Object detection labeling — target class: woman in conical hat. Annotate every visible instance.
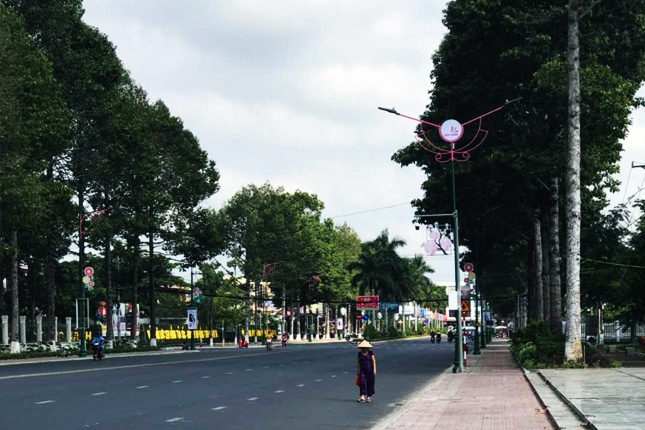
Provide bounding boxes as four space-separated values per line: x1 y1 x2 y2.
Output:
356 340 377 403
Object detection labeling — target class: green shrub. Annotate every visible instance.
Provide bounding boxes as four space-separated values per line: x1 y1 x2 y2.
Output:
387 325 400 339
364 323 379 341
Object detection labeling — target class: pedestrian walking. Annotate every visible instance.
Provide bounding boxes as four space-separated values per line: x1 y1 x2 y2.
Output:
356 340 377 403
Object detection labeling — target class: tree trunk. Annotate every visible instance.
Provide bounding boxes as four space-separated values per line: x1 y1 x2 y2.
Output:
46 256 57 341
541 210 551 324
10 230 20 353
549 177 562 334
565 0 583 363
533 211 543 320
130 243 140 343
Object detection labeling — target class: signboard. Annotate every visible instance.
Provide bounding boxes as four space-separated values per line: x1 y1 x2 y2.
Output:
356 295 379 310
461 300 471 313
187 308 197 330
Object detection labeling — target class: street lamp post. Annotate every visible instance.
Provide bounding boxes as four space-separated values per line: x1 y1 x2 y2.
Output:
78 208 107 357
190 268 195 350
379 99 517 373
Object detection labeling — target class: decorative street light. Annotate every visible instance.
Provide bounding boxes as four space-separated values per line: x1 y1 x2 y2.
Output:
379 99 518 373
78 208 107 357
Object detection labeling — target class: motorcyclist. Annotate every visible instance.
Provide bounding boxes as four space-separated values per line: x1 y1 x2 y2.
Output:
266 336 273 350
281 332 289 347
91 334 105 357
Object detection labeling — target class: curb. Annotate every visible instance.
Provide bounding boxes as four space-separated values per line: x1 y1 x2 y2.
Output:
536 370 597 430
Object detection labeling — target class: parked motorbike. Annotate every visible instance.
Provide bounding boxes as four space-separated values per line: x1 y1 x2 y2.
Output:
92 342 104 361
238 338 249 348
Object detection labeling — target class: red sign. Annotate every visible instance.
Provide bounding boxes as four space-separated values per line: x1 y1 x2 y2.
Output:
356 295 379 310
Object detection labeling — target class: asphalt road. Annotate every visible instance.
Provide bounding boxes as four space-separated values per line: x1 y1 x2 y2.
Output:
0 337 455 430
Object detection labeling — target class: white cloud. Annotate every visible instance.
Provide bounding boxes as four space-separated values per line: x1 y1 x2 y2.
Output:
82 0 645 264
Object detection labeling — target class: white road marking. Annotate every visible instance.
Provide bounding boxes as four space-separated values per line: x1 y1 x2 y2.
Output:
212 406 227 411
165 417 184 423
245 368 253 372
91 392 106 396
331 375 337 378
171 380 182 383
263 366 269 368
35 400 54 404
274 390 284 393
247 397 259 401
201 376 210 379
0 351 269 381
225 372 233 375
314 379 322 382
297 384 305 387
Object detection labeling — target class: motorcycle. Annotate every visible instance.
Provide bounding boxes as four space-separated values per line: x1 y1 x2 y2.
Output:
238 338 249 348
436 333 442 343
281 337 288 347
92 342 104 361
430 333 436 344
447 331 455 343
266 338 273 351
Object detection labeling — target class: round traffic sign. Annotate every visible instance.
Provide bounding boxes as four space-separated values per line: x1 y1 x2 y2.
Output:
362 314 370 321
464 263 474 272
84 266 94 277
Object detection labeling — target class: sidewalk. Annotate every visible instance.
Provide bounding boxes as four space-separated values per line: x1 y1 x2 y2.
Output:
374 340 574 430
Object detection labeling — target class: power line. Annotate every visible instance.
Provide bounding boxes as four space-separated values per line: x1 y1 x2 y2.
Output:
330 201 412 219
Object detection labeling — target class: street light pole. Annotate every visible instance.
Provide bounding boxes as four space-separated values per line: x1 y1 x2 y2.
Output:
379 100 517 372
78 208 107 357
190 268 195 350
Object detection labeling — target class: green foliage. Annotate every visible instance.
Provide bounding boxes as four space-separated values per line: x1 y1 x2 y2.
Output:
386 325 400 339
363 323 379 341
511 321 565 368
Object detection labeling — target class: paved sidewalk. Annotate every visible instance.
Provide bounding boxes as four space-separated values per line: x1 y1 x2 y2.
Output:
373 341 558 430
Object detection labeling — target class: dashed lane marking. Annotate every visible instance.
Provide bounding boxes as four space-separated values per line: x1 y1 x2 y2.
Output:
91 392 106 396
136 386 149 389
35 400 54 404
274 390 284 393
201 376 210 379
212 406 227 411
165 417 184 423
0 351 271 380
297 384 305 387
247 397 258 401
171 380 182 383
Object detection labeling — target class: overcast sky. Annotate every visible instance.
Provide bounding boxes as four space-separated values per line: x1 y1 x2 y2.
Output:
81 1 645 280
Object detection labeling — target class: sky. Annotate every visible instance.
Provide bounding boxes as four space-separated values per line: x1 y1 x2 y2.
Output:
81 1 645 283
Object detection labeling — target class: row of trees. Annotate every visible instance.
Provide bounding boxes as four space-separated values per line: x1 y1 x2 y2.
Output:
392 1 645 360
0 2 446 351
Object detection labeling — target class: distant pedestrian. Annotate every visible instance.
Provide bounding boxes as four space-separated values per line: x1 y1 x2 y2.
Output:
356 340 377 403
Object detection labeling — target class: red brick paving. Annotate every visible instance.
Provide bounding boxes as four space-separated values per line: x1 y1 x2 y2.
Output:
376 341 553 430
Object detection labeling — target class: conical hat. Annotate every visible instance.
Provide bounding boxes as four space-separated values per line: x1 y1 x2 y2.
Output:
357 340 373 348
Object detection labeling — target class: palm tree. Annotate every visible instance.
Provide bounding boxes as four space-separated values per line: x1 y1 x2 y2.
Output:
349 230 407 302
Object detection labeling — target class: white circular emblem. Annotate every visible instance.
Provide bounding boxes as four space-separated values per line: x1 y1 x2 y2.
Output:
439 119 463 142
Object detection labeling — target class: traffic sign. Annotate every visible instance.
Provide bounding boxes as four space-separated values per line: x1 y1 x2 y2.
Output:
356 295 379 310
362 314 370 321
464 262 474 272
461 300 471 313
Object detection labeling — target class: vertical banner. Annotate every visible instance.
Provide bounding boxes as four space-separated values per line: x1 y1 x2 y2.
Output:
187 308 198 330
